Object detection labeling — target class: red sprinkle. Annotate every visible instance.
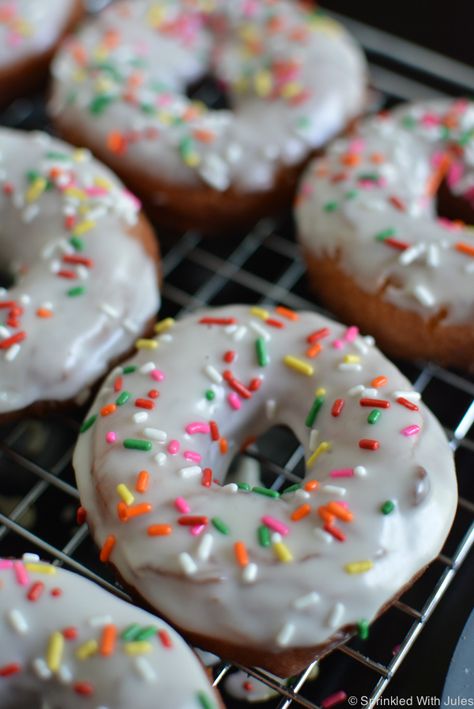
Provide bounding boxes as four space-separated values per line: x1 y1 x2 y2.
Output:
148 389 159 399
199 317 236 325
63 626 79 641
324 524 346 542
201 468 213 488
389 195 406 211
384 237 409 251
331 399 345 417
360 398 391 408
266 318 284 328
209 421 220 441
135 398 155 410
0 332 26 350
307 327 330 343
223 350 236 363
224 371 252 399
57 269 77 279
27 582 44 602
113 376 123 393
178 516 209 526
0 663 21 677
76 506 87 525
74 682 94 696
63 255 94 268
50 588 62 597
359 439 380 451
396 396 419 412
158 629 173 648
248 377 262 391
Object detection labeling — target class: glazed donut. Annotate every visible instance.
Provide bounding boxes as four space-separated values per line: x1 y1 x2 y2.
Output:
73 304 457 676
295 99 474 370
0 554 220 708
49 0 367 234
0 128 160 418
0 0 83 109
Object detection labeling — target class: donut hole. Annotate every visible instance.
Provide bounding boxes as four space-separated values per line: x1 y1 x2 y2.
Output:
0 266 15 290
436 178 474 226
187 74 231 112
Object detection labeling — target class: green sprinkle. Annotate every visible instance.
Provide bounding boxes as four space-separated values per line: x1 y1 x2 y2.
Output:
140 103 156 115
26 170 42 183
345 189 358 200
305 394 325 427
46 151 69 161
80 414 97 433
121 623 141 642
67 286 85 298
282 483 301 495
123 365 137 374
236 482 251 491
116 391 131 406
93 61 122 81
297 116 311 130
135 625 158 641
69 236 84 252
459 128 474 146
439 126 450 141
89 94 114 115
252 486 280 499
323 201 338 212
402 115 416 129
374 227 396 242
381 500 395 515
357 619 370 640
258 524 271 547
358 172 380 182
205 389 215 401
179 136 194 157
123 439 152 451
256 337 269 367
368 409 381 424
197 691 216 709
211 517 230 535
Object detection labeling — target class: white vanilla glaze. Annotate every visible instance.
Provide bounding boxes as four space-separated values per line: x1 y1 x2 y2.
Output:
0 554 219 708
296 99 474 325
49 0 367 193
0 0 77 67
73 305 457 658
0 128 160 415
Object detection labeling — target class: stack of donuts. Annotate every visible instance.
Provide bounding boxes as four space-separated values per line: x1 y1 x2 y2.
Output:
0 0 466 705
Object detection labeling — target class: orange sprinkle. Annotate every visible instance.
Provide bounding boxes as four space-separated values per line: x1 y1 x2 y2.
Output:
147 524 173 537
100 403 116 417
182 106 200 122
425 152 452 197
341 152 361 167
370 152 385 164
99 535 116 562
135 470 150 494
306 343 322 359
36 307 53 318
455 242 474 258
327 501 353 523
240 435 257 452
219 437 228 455
103 29 121 49
291 503 311 521
49 166 63 180
234 541 249 567
276 306 299 321
100 624 117 657
304 479 320 492
193 129 215 143
371 375 388 388
317 507 335 524
125 503 152 520
72 43 87 66
106 131 127 155
127 72 144 88
117 501 128 522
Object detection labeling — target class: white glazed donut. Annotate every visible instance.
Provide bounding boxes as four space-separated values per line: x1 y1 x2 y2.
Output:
49 0 367 233
296 99 474 369
0 128 160 418
73 304 457 676
0 555 220 708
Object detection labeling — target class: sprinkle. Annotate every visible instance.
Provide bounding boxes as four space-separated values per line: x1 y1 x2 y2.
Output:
88 615 112 628
116 391 130 406
13 561 28 586
250 307 269 320
327 502 353 522
357 619 370 640
121 624 141 642
116 483 134 506
197 533 213 562
309 429 319 451
0 663 21 677
307 441 331 468
266 399 276 419
67 286 85 297
79 414 97 433
100 625 117 657
154 452 167 466
276 306 298 320
135 398 155 410
276 622 295 647
123 642 153 656
147 524 172 536
123 439 152 451
324 524 346 542
396 397 419 412
135 470 150 493
199 317 236 326
322 691 348 709
7 609 28 634
255 337 269 366
402 424 420 437
368 410 381 424
27 581 45 602
211 517 230 535
179 552 197 575
392 390 421 401
331 398 345 417
283 355 313 376
209 421 220 441
100 403 116 417
413 285 435 307
242 562 258 583
330 468 354 479
32 658 52 680
168 440 180 454
175 497 190 514
305 394 325 427
228 392 241 410
344 560 374 574
179 465 202 479
136 338 158 350
338 362 362 372
372 375 388 388
348 384 365 397
24 563 55 575
178 516 208 527
359 439 380 451
258 525 271 547
197 691 217 709
291 504 311 521
455 242 474 258
47 631 64 672
99 535 116 562
249 320 271 341
293 591 320 609
154 317 174 334
253 486 280 499
327 602 345 628
304 480 320 492
158 629 173 648
273 540 293 563
381 500 395 515
262 515 289 536
234 541 249 567
354 465 367 477
201 468 212 487
134 656 157 683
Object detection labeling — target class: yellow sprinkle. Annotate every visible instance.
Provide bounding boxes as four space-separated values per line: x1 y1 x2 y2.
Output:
24 563 56 575
72 68 87 83
73 149 89 163
46 631 64 672
344 560 374 575
234 76 249 93
94 176 112 189
117 483 135 506
123 642 153 656
76 639 98 660
310 16 343 36
158 112 173 126
315 387 326 397
307 441 331 468
182 152 201 168
154 318 175 334
254 70 273 97
343 354 361 364
280 82 302 99
250 307 269 320
74 219 96 236
283 355 314 377
147 6 166 27
64 187 86 201
273 541 293 563
93 47 109 62
135 338 158 350
26 177 47 203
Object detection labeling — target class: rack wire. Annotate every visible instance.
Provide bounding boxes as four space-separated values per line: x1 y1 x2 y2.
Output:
0 9 473 708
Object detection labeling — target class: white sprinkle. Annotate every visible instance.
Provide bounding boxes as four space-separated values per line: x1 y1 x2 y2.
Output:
225 324 238 335
22 552 40 563
134 656 157 684
144 428 167 442
139 361 156 374
320 484 346 496
8 609 29 634
276 622 295 647
338 363 363 372
413 284 435 307
161 333 173 343
242 562 258 584
154 452 167 466
399 243 425 265
293 591 320 609
88 614 113 627
427 244 440 268
124 319 139 333
353 338 369 355
19 294 31 305
179 552 197 576
266 399 276 420
50 259 60 273
133 412 148 423
204 365 223 384
363 388 378 398
348 384 365 396
249 320 271 341
22 204 40 223
57 664 73 685
100 303 120 319
364 335 375 347
5 344 20 361
197 533 213 562
199 153 231 191
233 325 247 342
0 326 10 338
225 143 242 163
354 465 367 478
222 483 238 494
77 265 88 280
179 465 202 479
313 528 333 543
32 658 52 680
309 429 319 451
295 489 310 500
271 532 282 544
392 390 421 401
327 602 345 628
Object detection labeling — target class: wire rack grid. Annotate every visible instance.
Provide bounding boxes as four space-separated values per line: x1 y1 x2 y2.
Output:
0 9 473 708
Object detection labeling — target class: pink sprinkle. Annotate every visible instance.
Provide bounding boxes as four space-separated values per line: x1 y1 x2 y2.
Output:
105 432 117 444
321 690 348 709
300 181 313 197
150 369 165 382
167 440 180 455
228 392 241 410
190 525 205 537
349 138 365 153
13 561 29 586
174 497 190 514
0 560 13 570
185 422 211 435
332 339 344 350
262 515 289 537
124 190 142 209
421 112 440 127
85 186 108 197
330 468 354 478
344 325 359 342
402 424 420 437
184 450 202 463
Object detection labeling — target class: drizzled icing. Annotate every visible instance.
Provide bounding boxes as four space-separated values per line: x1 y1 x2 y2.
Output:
0 0 76 66
73 305 457 660
0 555 218 708
296 99 474 325
0 128 160 414
50 0 367 193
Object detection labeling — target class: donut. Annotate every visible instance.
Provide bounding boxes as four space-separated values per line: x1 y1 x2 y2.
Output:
0 554 220 708
0 128 160 419
49 0 367 235
73 304 457 676
0 0 83 109
295 99 474 370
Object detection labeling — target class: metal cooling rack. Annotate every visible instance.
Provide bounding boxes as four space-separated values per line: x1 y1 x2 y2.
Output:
1 9 473 708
